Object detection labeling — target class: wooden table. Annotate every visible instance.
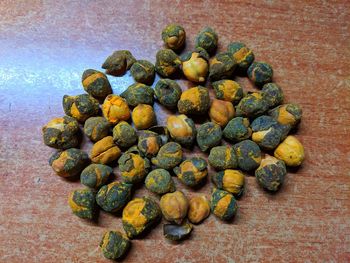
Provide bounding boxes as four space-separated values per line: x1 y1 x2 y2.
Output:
0 1 349 262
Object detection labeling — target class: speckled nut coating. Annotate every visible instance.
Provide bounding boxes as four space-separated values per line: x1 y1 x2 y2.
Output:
196 122 222 152
130 60 155 85
118 152 150 184
49 148 89 177
83 116 110 142
148 126 170 145
96 181 132 212
181 50 209 83
223 117 252 142
247 61 273 86
163 223 193 241
209 99 235 127
132 104 156 130
235 92 269 118
151 142 183 170
102 50 136 76
177 86 210 115
212 79 243 104
161 24 186 51
209 52 237 81
42 116 79 149
174 157 208 187
195 27 218 55
155 49 182 78
255 155 287 192
154 79 182 108
208 146 237 170
234 140 262 171
269 103 302 128
261 83 284 108
188 195 210 224
210 188 238 221
212 169 245 197
160 191 189 224
90 136 121 164
137 131 162 158
102 95 130 125
274 135 305 166
122 197 161 238
112 121 137 149
81 69 112 98
145 169 175 195
100 231 130 260
120 83 154 107
62 94 99 122
68 188 96 219
166 114 196 146
227 42 254 71
251 115 283 150
80 164 113 189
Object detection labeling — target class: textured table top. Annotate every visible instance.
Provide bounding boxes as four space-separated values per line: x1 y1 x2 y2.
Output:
0 1 349 262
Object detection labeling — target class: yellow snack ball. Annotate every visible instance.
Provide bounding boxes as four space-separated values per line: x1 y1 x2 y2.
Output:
102 94 130 125
188 195 210 224
274 135 305 166
160 191 189 224
209 99 235 127
132 104 156 130
182 51 209 83
212 169 245 196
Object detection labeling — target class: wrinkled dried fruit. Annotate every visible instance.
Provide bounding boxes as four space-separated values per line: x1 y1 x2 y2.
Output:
160 191 189 224
274 135 304 166
132 104 156 130
209 99 235 127
166 114 196 147
188 195 210 224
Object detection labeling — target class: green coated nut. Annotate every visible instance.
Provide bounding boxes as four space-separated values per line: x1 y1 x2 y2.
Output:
255 155 287 192
251 115 283 150
154 79 182 108
261 83 284 108
247 61 273 86
118 152 150 184
212 79 243 104
62 94 99 122
196 122 222 152
96 181 132 212
227 42 254 71
235 92 269 118
102 50 136 76
100 231 130 260
161 24 186 51
120 83 154 107
208 146 237 170
234 140 262 171
151 142 183 170
81 69 112 98
173 157 208 187
223 117 252 142
210 188 238 221
195 27 218 55
145 169 176 194
112 121 137 149
177 86 210 115
68 188 96 219
49 148 89 178
42 116 80 149
155 49 182 78
80 164 113 189
209 52 236 81
84 116 110 142
138 130 162 158
212 170 245 197
130 60 155 85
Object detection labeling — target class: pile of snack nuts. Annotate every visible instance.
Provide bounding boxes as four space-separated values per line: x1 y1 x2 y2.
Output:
42 24 305 260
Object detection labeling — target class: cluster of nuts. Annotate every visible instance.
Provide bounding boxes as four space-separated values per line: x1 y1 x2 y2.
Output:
42 24 305 260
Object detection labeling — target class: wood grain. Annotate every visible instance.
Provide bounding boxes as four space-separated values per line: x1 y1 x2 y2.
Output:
0 0 349 262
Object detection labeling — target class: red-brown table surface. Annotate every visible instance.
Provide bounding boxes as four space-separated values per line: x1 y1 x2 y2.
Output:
0 1 349 262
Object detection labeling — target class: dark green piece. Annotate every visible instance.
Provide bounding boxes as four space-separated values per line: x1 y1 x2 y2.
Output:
81 69 112 98
154 79 182 108
145 169 176 195
234 140 261 171
209 52 236 81
235 92 269 118
80 164 113 189
223 117 252 142
100 231 130 260
261 83 284 108
112 121 137 148
68 188 96 219
62 94 99 122
155 49 182 77
247 61 273 86
208 146 237 170
130 60 155 85
151 142 183 170
83 116 110 142
96 181 132 212
196 122 222 152
227 42 255 71
195 27 218 55
120 83 154 107
251 115 283 150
